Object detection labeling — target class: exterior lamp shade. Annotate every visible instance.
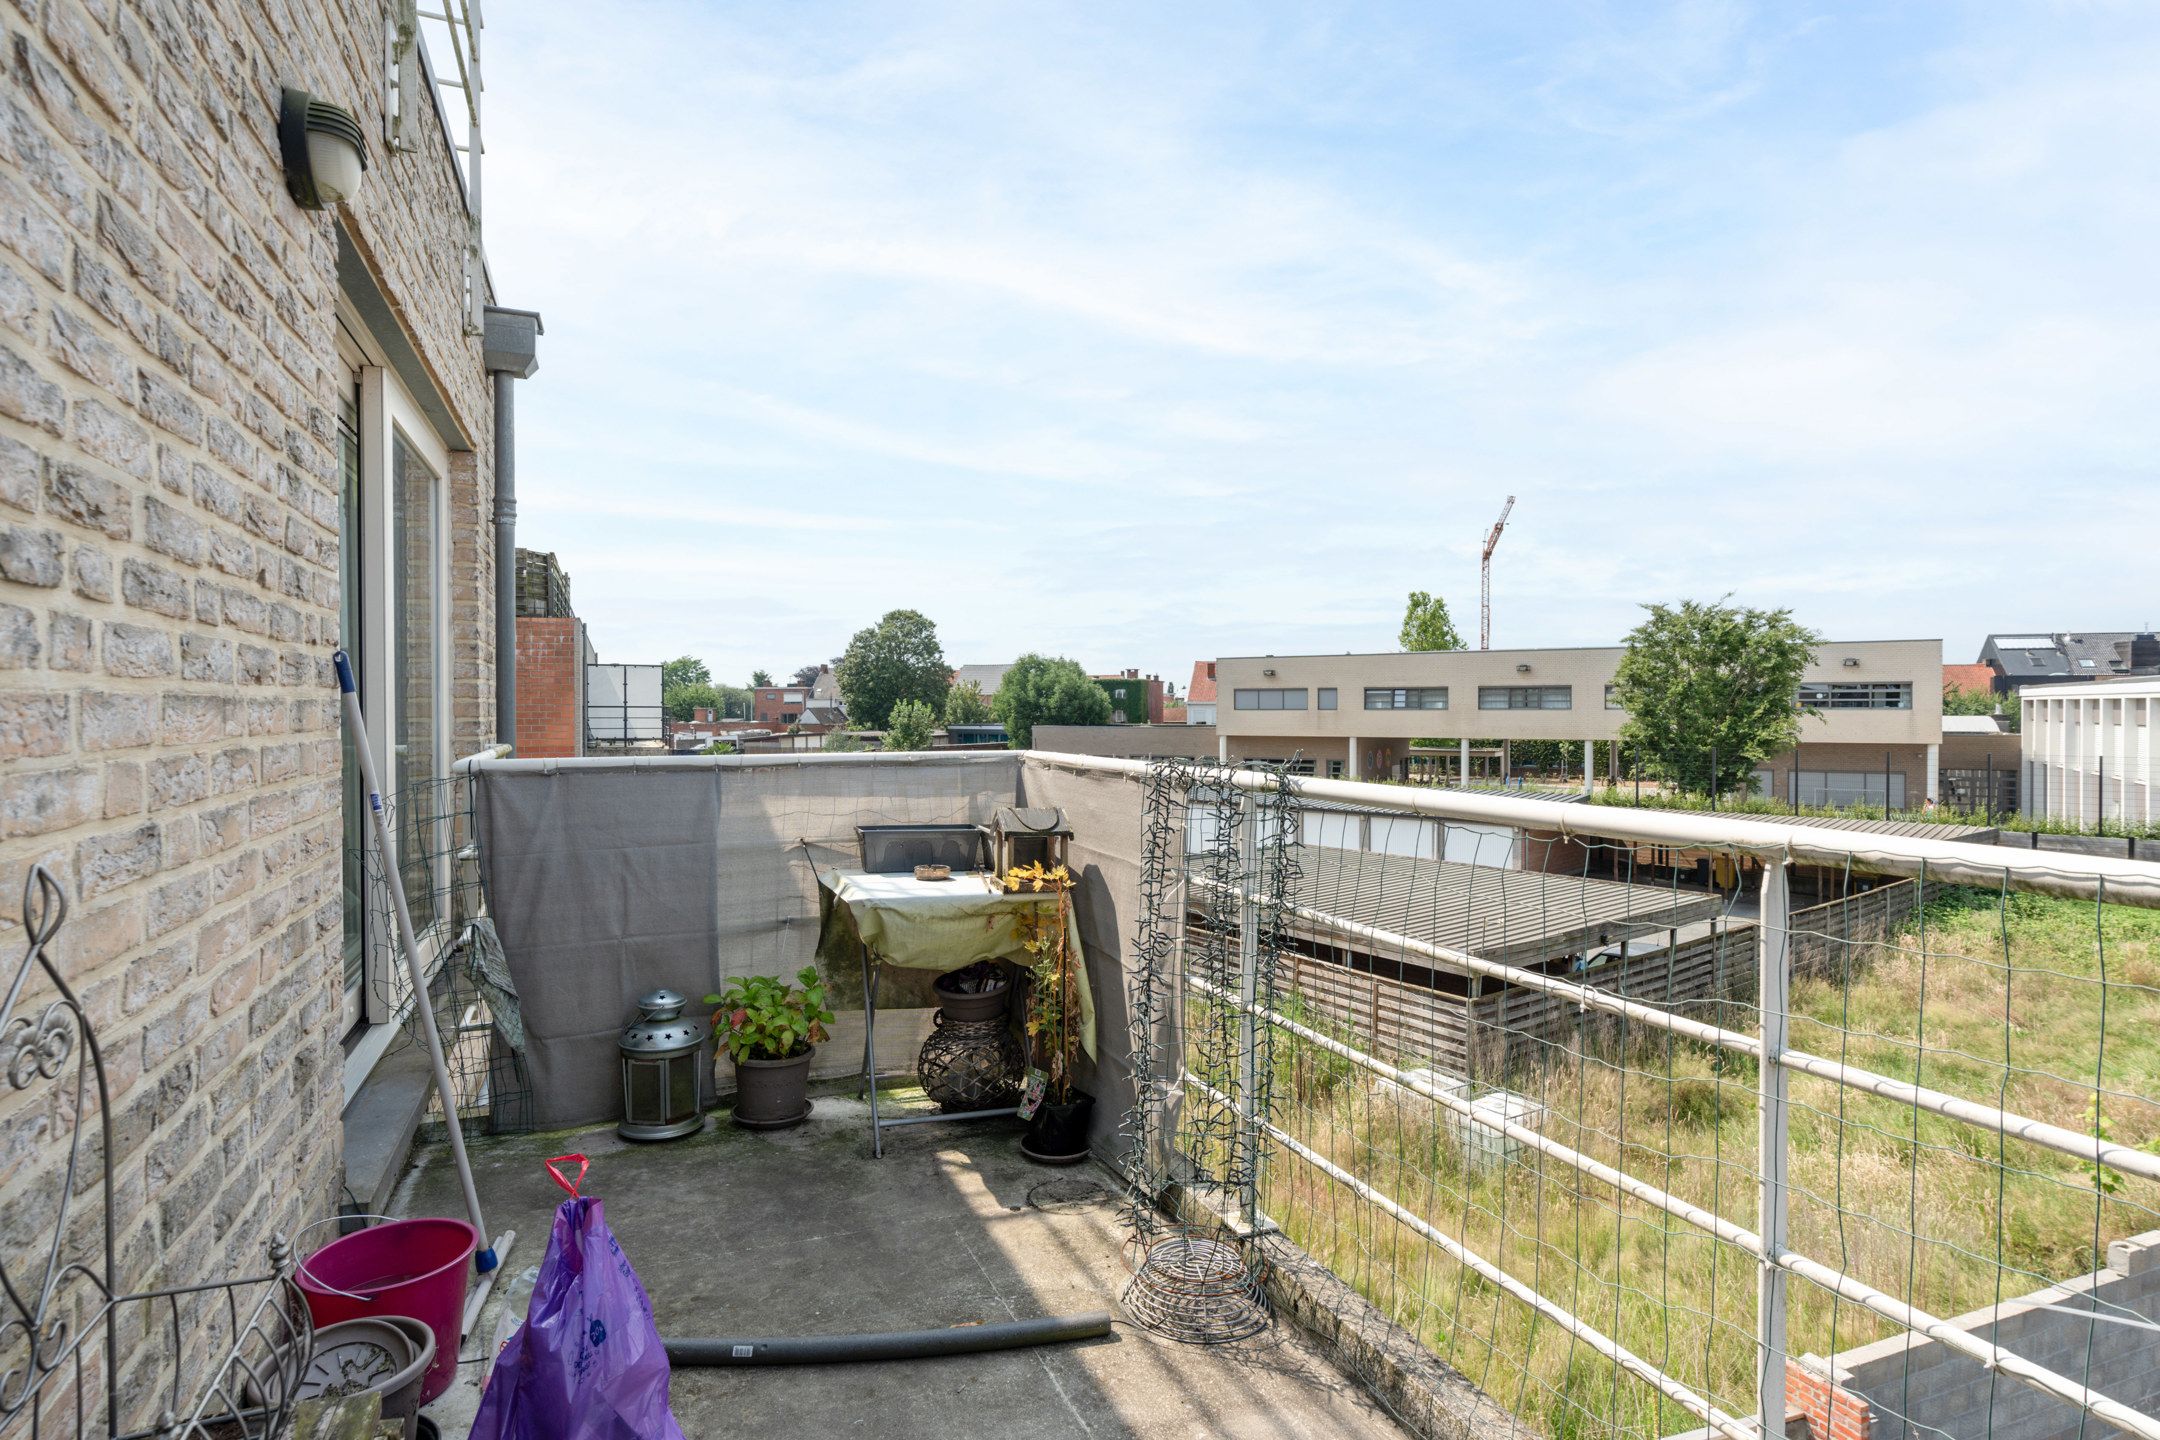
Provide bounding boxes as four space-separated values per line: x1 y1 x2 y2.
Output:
279 87 368 209
618 989 706 1142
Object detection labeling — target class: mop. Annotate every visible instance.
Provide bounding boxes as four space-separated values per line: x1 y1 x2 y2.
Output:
334 650 504 1284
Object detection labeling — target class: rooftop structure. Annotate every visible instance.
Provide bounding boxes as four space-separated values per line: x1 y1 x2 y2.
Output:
1979 632 2160 692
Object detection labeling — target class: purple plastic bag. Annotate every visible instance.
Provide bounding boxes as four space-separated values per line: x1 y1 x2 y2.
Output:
470 1155 688 1440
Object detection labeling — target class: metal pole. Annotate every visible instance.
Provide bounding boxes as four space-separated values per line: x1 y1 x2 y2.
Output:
491 370 516 747
1756 858 1792 1440
1235 791 1262 1234
1885 751 1893 816
332 651 496 1272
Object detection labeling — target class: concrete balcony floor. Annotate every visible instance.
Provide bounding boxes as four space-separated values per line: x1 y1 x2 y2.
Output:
400 1082 1407 1438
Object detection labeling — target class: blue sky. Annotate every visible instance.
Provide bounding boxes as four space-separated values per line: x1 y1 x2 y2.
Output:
481 2 2160 693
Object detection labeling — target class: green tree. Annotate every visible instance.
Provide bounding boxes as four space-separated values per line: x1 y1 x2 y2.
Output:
1945 683 2017 732
1399 591 1466 651
1612 598 1821 798
837 609 950 729
883 698 936 751
820 727 866 753
994 653 1113 748
662 681 723 723
943 680 992 727
662 656 711 690
750 669 773 687
663 681 749 723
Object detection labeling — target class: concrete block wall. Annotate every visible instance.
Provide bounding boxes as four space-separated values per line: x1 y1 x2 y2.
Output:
1807 1228 2160 1440
0 0 494 1337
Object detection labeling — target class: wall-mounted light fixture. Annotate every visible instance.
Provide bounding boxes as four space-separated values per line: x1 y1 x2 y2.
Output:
1262 668 1277 677
1515 663 1532 673
280 87 369 210
1842 657 1861 668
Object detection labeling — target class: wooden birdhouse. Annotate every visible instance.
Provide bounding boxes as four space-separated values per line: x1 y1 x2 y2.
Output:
989 806 1074 876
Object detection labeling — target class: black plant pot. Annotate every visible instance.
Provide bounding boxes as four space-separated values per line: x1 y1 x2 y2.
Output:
731 1046 815 1130
1019 1092 1095 1166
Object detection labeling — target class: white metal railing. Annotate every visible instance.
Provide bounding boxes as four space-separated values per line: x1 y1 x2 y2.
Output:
1112 756 2160 1440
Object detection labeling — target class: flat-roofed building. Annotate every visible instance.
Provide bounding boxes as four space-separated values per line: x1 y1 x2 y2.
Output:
1213 638 1947 804
2022 677 2159 827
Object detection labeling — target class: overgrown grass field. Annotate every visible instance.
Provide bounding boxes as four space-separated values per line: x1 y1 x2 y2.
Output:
1244 888 2160 1438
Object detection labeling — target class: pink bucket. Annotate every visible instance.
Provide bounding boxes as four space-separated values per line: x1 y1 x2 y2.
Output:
298 1218 477 1405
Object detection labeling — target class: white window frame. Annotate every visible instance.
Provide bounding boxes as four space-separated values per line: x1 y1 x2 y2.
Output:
337 300 456 1091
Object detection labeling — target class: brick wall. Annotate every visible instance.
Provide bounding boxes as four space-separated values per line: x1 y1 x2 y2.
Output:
515 615 583 758
0 0 493 1325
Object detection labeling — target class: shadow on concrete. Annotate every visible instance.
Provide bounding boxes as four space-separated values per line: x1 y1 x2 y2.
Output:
398 1082 1407 1438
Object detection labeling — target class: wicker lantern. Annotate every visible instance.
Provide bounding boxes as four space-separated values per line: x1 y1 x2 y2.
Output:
618 989 705 1141
989 806 1074 876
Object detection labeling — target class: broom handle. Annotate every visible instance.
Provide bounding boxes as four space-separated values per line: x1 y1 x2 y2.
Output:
334 650 497 1272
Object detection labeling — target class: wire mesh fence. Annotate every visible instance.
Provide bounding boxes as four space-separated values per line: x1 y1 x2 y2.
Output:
1129 760 2160 1440
356 762 534 1137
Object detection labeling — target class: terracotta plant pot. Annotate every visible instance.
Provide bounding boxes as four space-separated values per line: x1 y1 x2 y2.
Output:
1020 1092 1095 1166
731 1046 815 1129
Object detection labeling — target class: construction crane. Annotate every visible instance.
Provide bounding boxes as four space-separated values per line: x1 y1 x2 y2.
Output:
1479 495 1515 650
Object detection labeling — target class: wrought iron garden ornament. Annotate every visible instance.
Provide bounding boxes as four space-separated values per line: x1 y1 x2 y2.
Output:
0 865 313 1438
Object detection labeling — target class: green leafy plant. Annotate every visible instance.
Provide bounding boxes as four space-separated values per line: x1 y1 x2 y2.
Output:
705 966 834 1063
883 697 936 751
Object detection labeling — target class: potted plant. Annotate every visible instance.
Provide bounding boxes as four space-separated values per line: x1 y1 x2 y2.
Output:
706 966 834 1130
1004 862 1093 1164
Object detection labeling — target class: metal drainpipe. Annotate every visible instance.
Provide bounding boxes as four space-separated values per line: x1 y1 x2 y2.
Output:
493 369 516 747
482 306 542 751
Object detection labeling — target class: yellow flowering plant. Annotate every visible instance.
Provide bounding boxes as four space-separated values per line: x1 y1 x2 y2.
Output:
1004 863 1080 1104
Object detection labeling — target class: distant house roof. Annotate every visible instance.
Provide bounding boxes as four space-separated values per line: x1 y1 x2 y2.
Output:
952 663 1013 695
1188 661 1217 705
810 666 841 701
799 700 847 726
1941 715 2003 735
1980 632 2160 682
1941 663 1993 694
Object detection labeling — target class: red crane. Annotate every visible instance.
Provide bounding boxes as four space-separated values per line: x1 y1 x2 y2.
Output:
1479 495 1515 650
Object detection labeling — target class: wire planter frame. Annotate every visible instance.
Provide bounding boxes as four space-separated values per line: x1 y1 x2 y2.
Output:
1121 758 1304 1344
1 865 313 1440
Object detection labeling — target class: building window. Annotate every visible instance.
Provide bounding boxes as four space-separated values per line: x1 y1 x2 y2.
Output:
1365 687 1448 710
1791 770 1907 808
1327 759 1344 778
392 429 443 935
1605 684 1624 710
1479 685 1572 710
1318 688 1337 710
1797 682 1913 710
1233 688 1309 710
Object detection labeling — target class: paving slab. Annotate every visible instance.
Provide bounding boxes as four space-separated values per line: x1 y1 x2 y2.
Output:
395 1086 1408 1438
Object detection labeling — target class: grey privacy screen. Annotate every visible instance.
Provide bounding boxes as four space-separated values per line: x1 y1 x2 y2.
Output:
472 754 1025 1129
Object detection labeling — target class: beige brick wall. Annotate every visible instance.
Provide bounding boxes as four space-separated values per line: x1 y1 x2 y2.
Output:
0 0 494 1308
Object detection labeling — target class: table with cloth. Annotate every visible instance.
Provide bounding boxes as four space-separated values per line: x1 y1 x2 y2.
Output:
816 868 1096 1155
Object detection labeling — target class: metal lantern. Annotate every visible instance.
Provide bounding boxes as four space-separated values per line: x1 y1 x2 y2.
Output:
618 989 706 1141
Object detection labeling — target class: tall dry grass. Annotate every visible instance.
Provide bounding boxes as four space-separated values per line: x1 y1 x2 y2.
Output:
1242 888 2160 1439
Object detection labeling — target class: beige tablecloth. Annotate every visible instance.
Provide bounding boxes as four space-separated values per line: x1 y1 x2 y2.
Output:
816 868 1096 1059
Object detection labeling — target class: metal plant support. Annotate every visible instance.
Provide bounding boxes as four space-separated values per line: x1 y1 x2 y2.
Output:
0 865 313 1439
1121 760 1303 1343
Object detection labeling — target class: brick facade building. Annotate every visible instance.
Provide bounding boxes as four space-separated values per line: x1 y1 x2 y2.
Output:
1 0 521 1311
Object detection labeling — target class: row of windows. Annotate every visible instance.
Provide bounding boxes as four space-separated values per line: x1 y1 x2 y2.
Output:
1233 687 1342 710
1238 679 1915 715
1797 681 1913 710
1478 685 1574 710
1364 687 1450 710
